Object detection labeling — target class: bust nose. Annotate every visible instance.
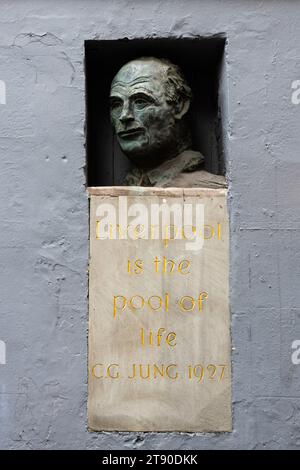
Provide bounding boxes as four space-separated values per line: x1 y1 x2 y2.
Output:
119 99 134 123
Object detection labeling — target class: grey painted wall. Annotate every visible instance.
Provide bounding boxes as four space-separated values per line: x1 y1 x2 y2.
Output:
0 0 300 450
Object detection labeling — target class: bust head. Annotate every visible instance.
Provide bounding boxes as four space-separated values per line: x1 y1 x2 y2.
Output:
110 57 192 169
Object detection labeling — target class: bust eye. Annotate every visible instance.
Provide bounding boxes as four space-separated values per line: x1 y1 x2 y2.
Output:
133 97 151 109
110 99 122 112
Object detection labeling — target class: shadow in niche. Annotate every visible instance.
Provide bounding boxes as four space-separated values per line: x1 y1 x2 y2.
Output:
85 37 226 187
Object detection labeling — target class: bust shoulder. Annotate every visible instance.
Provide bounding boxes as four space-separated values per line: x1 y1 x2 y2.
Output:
161 169 227 189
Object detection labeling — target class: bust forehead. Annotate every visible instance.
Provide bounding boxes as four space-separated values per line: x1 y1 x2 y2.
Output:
111 59 168 91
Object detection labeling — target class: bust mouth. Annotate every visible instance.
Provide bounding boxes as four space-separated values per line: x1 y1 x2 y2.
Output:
118 128 144 139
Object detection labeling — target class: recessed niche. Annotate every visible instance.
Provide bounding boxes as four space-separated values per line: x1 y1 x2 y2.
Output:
85 37 226 186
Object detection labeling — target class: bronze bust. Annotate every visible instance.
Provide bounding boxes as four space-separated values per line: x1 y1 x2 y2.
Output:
110 57 226 188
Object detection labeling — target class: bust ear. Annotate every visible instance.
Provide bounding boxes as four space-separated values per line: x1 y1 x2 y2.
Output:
174 96 190 119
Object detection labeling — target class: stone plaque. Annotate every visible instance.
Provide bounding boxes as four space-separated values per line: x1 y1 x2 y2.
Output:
88 186 231 432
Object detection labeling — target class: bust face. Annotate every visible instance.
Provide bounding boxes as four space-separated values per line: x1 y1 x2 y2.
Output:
110 58 189 167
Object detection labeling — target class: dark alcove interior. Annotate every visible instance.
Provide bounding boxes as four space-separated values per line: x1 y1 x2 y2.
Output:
85 37 226 187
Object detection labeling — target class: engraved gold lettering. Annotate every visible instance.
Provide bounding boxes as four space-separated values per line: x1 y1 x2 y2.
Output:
92 363 103 378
